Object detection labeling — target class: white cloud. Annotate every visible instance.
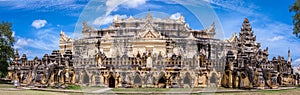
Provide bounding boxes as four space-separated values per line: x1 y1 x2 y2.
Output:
105 0 146 15
123 0 146 8
93 15 127 26
204 0 258 16
267 36 284 42
293 58 300 67
12 31 15 37
0 0 86 17
14 37 33 49
2 0 84 10
31 19 47 29
170 12 181 19
14 28 60 59
105 0 122 15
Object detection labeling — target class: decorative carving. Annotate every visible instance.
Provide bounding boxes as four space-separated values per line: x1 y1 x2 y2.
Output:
9 14 296 90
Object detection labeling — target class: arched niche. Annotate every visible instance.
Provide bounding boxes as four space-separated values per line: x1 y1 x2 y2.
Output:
210 73 217 84
209 69 220 87
82 71 89 84
107 72 115 88
183 72 192 85
133 74 142 87
157 72 166 88
95 75 100 85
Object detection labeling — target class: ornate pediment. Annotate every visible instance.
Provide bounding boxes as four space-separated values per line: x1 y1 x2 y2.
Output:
60 31 72 43
144 30 156 38
138 30 161 39
225 33 238 43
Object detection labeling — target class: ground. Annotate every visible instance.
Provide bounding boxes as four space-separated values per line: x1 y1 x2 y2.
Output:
0 83 299 95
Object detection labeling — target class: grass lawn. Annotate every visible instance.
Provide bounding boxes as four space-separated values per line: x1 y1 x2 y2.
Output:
1 88 299 95
1 82 300 95
112 88 172 92
214 88 300 95
111 87 224 92
0 90 84 95
79 86 107 92
0 84 14 88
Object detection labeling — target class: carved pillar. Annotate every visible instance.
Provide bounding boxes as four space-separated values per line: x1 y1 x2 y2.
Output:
71 71 76 84
228 70 233 88
60 72 65 84
233 74 239 88
48 72 55 86
91 75 95 86
64 69 70 84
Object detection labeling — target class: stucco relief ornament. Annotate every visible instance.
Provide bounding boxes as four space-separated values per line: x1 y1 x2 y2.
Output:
146 53 153 68
96 52 106 67
82 21 94 32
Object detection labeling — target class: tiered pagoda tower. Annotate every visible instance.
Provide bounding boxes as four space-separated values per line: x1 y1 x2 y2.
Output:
239 18 257 55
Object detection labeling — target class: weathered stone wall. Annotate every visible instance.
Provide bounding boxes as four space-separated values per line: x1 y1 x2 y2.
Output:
221 18 295 89
7 50 76 87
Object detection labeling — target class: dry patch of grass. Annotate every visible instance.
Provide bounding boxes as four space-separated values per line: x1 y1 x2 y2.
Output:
0 84 14 88
214 87 300 95
111 88 199 92
0 90 83 95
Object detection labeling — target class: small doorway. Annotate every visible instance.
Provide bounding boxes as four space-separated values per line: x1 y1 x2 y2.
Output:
134 75 142 87
108 76 115 88
158 77 166 88
83 73 89 84
95 76 100 85
184 73 191 85
210 73 217 83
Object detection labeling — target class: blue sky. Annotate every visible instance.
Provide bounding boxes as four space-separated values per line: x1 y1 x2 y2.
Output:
1 0 300 66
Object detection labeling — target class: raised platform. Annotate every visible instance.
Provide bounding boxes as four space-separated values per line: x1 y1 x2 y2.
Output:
11 86 297 94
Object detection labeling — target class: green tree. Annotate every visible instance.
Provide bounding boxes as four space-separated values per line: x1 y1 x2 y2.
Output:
0 21 15 78
290 0 300 38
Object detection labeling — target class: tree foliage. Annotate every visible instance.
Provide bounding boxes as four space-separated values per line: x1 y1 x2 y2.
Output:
0 21 15 78
290 0 300 38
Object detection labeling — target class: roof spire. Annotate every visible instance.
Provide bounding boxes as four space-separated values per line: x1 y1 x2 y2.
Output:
60 27 63 35
146 8 152 19
288 47 291 62
15 49 20 59
15 49 19 55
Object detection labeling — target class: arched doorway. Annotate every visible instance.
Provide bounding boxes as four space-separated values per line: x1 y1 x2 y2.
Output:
95 76 100 85
134 75 142 87
158 73 166 88
210 73 217 84
82 72 89 84
183 72 191 85
108 73 115 88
